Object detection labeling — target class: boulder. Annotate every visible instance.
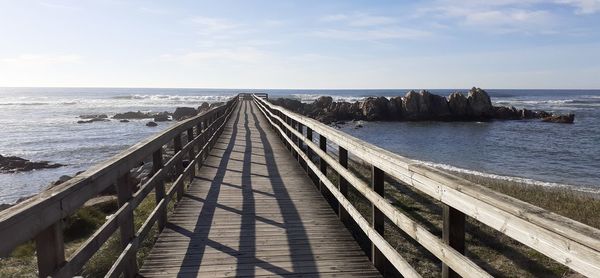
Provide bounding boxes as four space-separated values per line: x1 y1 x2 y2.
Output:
361 97 390 121
119 119 130 123
153 114 170 122
314 96 333 109
448 92 469 118
521 109 536 119
467 87 493 118
146 121 158 127
271 98 304 113
493 106 521 120
197 102 210 113
402 90 420 120
387 96 404 120
79 114 108 119
0 154 64 173
113 111 154 119
542 114 575 124
173 107 197 121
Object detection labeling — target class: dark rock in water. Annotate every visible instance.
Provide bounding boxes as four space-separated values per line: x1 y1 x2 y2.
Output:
314 96 333 109
197 102 210 113
77 118 109 124
448 92 469 118
79 114 108 119
362 97 389 121
173 107 198 121
113 111 154 119
153 114 170 122
0 154 64 173
521 108 536 119
493 106 521 120
428 93 451 119
272 98 304 113
387 96 404 120
542 114 575 124
402 90 420 120
146 121 158 127
467 87 493 118
120 119 130 123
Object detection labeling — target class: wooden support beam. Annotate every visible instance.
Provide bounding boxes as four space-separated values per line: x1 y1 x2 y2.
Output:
173 134 184 201
35 222 65 278
372 166 386 274
116 172 137 277
443 205 466 278
152 148 167 231
319 135 327 193
338 147 350 224
187 128 196 183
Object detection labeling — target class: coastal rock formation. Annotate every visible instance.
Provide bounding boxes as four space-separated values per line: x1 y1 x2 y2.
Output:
269 87 575 124
77 118 110 124
198 102 210 113
113 111 154 119
146 121 158 127
0 154 64 173
79 114 108 119
173 107 197 120
153 114 170 122
542 113 575 124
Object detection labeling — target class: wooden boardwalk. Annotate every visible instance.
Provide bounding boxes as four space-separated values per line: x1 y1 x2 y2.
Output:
139 100 380 277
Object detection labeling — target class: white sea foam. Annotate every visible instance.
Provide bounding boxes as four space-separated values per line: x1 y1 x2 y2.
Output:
417 160 600 194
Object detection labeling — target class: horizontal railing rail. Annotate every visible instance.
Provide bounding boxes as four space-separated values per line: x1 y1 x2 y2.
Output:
253 94 600 277
0 95 239 278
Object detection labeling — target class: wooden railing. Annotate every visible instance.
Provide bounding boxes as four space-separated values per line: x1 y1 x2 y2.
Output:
253 94 600 278
0 96 238 278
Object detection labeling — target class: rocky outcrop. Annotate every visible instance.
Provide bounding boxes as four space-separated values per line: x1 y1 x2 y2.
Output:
269 87 575 125
0 155 64 173
153 114 170 122
146 121 158 127
173 107 198 121
198 102 210 113
542 114 575 124
113 111 154 119
77 118 110 124
79 114 108 119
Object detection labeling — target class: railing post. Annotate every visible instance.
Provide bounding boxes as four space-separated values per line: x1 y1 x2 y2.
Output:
319 134 327 193
372 166 386 274
35 222 65 278
442 206 466 278
338 147 350 224
297 123 305 169
187 128 196 183
152 148 167 231
116 172 137 277
173 133 184 201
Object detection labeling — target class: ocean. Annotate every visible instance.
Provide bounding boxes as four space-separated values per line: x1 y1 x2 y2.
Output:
1 87 599 204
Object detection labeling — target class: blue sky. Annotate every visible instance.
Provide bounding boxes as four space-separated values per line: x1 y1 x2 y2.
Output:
0 0 599 89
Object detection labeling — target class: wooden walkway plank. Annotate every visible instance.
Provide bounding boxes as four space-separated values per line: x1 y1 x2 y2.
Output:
139 100 380 277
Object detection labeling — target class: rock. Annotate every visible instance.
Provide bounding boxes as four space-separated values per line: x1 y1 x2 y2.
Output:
146 121 158 127
153 114 170 122
402 90 421 120
448 92 469 118
197 102 210 113
79 114 108 119
361 97 389 121
119 119 130 123
113 111 154 119
542 113 575 124
493 106 521 120
271 98 304 113
387 96 404 120
314 96 333 109
0 154 64 173
173 107 198 121
420 91 451 119
54 175 73 185
467 87 493 118
521 109 536 119
77 118 109 124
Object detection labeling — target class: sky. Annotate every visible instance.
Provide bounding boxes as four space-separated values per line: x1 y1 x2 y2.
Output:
0 0 599 89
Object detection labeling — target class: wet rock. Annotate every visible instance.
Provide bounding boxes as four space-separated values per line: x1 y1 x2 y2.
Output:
467 87 493 118
119 119 130 123
113 111 154 119
79 114 108 119
361 97 389 121
542 114 575 124
493 106 521 120
0 154 64 173
197 102 210 113
173 107 198 121
146 121 158 127
153 113 170 122
314 96 333 109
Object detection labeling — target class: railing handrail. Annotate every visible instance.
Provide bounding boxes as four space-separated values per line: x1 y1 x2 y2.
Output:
253 94 600 277
0 96 239 277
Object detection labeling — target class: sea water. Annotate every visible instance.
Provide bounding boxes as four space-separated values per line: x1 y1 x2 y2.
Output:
1 88 599 204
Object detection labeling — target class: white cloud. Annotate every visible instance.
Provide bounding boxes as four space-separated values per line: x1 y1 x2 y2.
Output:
314 28 431 41
556 0 600 14
160 48 267 64
188 16 242 35
320 13 396 27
